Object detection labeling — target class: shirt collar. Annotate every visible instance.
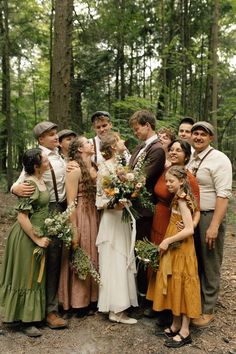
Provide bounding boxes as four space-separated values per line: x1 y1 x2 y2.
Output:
39 145 59 156
193 145 212 160
145 134 157 146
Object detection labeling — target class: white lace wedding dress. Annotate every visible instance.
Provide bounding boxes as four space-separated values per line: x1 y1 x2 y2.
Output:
96 161 138 313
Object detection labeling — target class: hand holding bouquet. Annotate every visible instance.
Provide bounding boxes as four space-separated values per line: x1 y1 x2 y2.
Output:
102 153 153 222
135 238 182 272
33 202 76 258
135 238 160 272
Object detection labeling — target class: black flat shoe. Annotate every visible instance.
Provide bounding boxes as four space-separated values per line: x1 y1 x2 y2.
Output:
164 333 192 348
76 308 88 318
143 307 158 318
155 326 179 338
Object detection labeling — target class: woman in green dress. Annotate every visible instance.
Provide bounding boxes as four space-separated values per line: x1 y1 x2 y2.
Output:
0 148 50 337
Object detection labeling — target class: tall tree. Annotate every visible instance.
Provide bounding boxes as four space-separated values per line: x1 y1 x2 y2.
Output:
211 0 219 146
49 0 73 128
0 5 7 173
1 0 13 189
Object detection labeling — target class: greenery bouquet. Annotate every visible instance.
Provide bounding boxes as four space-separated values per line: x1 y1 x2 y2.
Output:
70 246 101 284
135 238 182 272
33 202 76 258
33 202 101 284
135 238 161 272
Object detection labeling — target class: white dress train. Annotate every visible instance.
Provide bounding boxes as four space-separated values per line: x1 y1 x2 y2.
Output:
96 161 138 313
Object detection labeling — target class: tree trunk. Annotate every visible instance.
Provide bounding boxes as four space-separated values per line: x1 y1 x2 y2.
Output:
49 0 55 98
128 44 134 96
0 6 7 173
2 0 13 190
49 0 73 129
211 0 219 146
156 0 166 119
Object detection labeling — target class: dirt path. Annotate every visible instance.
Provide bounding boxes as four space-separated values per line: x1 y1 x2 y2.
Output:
0 190 236 354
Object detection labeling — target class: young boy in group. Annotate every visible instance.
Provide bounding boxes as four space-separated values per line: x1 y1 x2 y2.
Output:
90 111 113 165
58 129 77 160
178 117 195 143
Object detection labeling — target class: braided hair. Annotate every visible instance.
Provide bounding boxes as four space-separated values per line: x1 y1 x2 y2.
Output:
100 132 120 160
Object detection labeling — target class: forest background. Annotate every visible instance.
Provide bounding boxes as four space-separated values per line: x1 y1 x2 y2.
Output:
0 0 236 191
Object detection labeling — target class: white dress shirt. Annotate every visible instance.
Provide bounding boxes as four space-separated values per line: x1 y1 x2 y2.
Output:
11 145 66 203
188 146 232 211
135 134 158 160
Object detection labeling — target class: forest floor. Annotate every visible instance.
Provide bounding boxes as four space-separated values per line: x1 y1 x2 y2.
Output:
0 187 236 354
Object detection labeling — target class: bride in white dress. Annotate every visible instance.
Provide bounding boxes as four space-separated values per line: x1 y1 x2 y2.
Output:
96 132 138 324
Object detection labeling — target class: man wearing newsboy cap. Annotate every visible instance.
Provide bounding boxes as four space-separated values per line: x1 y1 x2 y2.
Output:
188 121 232 327
58 129 77 160
90 111 112 165
11 121 68 330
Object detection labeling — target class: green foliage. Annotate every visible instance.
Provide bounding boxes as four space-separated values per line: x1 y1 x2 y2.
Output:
0 0 235 173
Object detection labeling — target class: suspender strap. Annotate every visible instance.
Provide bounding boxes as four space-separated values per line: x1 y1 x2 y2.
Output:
49 161 59 203
93 138 97 164
193 148 214 176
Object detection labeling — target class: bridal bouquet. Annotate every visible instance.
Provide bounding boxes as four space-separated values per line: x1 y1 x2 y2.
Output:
102 153 153 221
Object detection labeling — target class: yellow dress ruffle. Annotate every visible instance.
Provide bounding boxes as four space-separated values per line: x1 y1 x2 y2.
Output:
147 193 201 318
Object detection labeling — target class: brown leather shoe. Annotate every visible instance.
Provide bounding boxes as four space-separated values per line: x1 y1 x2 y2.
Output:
192 313 214 328
46 311 68 329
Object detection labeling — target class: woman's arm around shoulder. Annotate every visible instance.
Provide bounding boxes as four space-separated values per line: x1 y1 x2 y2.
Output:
159 199 194 251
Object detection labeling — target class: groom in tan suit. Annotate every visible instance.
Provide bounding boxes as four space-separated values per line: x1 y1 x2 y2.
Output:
129 110 165 315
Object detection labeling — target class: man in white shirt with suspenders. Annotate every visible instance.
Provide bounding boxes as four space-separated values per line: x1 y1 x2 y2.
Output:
188 121 232 327
90 111 113 166
11 121 68 330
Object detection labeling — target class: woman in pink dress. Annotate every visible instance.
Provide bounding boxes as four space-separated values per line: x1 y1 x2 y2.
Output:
59 136 99 317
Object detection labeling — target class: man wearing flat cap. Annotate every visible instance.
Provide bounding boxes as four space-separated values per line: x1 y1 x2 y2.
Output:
11 121 68 330
58 129 77 160
188 121 232 327
90 111 112 165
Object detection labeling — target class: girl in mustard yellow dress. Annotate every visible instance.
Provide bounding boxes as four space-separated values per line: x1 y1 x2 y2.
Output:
147 165 201 348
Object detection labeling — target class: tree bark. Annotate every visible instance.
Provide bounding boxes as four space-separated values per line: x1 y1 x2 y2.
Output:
49 0 73 129
211 0 219 146
2 0 13 190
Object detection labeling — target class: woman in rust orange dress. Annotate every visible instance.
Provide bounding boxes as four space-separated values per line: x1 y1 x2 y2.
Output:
145 140 200 320
151 139 200 246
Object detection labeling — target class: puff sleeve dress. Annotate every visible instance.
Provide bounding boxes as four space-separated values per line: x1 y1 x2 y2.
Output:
0 182 49 323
